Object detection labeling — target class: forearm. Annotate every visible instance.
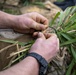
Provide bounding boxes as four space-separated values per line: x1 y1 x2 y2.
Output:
0 11 16 29
0 56 39 75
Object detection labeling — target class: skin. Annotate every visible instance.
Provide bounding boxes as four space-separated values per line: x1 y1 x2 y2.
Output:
0 11 48 33
0 11 59 75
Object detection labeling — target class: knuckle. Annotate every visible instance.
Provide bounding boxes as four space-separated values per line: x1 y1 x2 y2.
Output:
36 38 43 42
38 38 43 41
32 12 38 15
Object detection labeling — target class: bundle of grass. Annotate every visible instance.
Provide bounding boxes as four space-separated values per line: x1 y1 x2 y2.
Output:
50 6 76 75
0 6 76 75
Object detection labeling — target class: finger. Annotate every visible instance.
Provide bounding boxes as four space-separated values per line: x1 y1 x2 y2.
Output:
47 34 57 42
36 16 49 28
36 13 49 25
28 12 49 26
38 32 46 40
33 32 39 37
44 33 51 39
33 32 52 39
30 12 49 25
33 32 46 40
31 21 47 30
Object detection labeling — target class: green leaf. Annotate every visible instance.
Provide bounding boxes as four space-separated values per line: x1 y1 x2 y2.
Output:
57 11 64 26
63 7 72 23
72 70 76 75
69 13 76 22
0 40 33 46
49 12 60 26
12 53 26 64
0 40 17 43
61 32 73 40
66 59 75 75
71 46 76 62
58 7 71 26
63 24 76 32
60 39 76 46
70 6 76 15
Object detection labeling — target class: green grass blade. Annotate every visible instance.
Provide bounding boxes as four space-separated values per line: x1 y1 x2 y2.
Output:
49 12 60 26
61 32 73 40
58 7 71 26
60 39 76 46
0 40 33 46
70 6 76 15
57 11 64 26
71 46 76 62
72 70 76 75
62 7 72 23
63 24 76 32
69 13 76 22
66 59 75 75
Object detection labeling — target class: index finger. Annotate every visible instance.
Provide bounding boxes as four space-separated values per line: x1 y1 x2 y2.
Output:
36 13 49 26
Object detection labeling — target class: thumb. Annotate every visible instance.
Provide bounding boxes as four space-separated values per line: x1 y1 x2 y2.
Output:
38 32 46 40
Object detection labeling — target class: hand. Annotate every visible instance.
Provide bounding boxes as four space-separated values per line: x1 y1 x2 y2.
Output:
12 12 48 33
29 32 59 62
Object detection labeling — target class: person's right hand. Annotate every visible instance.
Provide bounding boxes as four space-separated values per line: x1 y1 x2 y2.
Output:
11 12 48 33
29 32 59 63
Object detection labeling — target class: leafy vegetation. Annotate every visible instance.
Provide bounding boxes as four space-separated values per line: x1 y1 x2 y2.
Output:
0 5 76 75
50 6 76 75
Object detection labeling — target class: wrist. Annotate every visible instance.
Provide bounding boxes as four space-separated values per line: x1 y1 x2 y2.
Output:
27 52 48 75
26 56 39 67
29 51 50 63
24 56 39 74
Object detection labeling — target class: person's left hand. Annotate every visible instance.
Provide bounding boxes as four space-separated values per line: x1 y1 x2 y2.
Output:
12 12 48 33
